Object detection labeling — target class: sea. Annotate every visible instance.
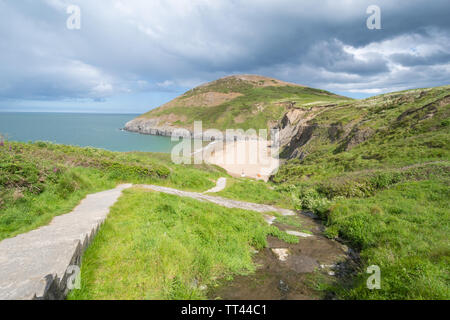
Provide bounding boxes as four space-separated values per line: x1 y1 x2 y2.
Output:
0 113 177 153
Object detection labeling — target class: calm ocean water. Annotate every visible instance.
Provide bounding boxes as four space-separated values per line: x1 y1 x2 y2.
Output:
0 113 177 153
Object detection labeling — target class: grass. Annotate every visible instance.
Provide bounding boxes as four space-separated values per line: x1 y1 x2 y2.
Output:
0 167 115 240
325 179 449 299
275 85 450 182
68 188 296 300
0 139 294 242
274 214 305 230
215 178 293 209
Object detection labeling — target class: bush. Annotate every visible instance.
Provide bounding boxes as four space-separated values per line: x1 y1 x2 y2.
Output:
98 160 170 179
55 170 90 198
288 186 331 215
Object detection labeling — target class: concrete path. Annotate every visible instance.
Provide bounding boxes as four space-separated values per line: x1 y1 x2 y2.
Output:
204 177 227 193
138 184 295 216
0 184 132 300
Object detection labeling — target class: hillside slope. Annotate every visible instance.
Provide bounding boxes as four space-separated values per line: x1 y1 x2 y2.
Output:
125 75 350 137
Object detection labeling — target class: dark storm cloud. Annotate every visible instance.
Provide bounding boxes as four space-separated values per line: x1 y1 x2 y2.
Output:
0 0 449 104
390 51 450 67
303 40 390 76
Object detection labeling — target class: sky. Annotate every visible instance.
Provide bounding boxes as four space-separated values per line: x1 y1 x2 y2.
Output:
0 0 449 113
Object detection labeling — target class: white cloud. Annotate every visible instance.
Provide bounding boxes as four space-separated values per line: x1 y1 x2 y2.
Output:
157 80 175 88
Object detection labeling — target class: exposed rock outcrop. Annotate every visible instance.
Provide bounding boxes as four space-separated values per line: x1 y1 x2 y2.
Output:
276 107 327 159
125 118 192 138
341 127 375 151
327 123 345 142
125 118 262 141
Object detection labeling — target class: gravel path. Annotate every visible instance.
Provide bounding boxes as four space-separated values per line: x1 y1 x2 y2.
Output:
138 184 295 216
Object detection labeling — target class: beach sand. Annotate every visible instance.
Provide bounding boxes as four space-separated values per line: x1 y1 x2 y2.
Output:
202 139 279 182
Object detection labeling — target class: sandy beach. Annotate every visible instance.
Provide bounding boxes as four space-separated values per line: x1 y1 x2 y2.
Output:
202 139 280 181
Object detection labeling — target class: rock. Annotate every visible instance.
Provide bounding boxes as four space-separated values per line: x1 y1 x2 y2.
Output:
327 123 344 142
276 107 326 159
286 230 313 238
263 215 276 225
12 189 24 201
343 127 375 151
282 124 318 160
278 280 289 293
272 249 290 261
300 211 319 219
125 118 262 141
124 118 194 138
320 264 335 269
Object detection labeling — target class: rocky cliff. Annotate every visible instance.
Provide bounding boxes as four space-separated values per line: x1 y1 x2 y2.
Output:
125 118 191 138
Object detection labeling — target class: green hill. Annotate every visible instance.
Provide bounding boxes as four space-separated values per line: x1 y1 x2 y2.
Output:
125 74 350 135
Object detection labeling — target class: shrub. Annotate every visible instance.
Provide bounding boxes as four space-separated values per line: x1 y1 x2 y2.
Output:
55 170 90 198
99 160 170 179
289 186 331 215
